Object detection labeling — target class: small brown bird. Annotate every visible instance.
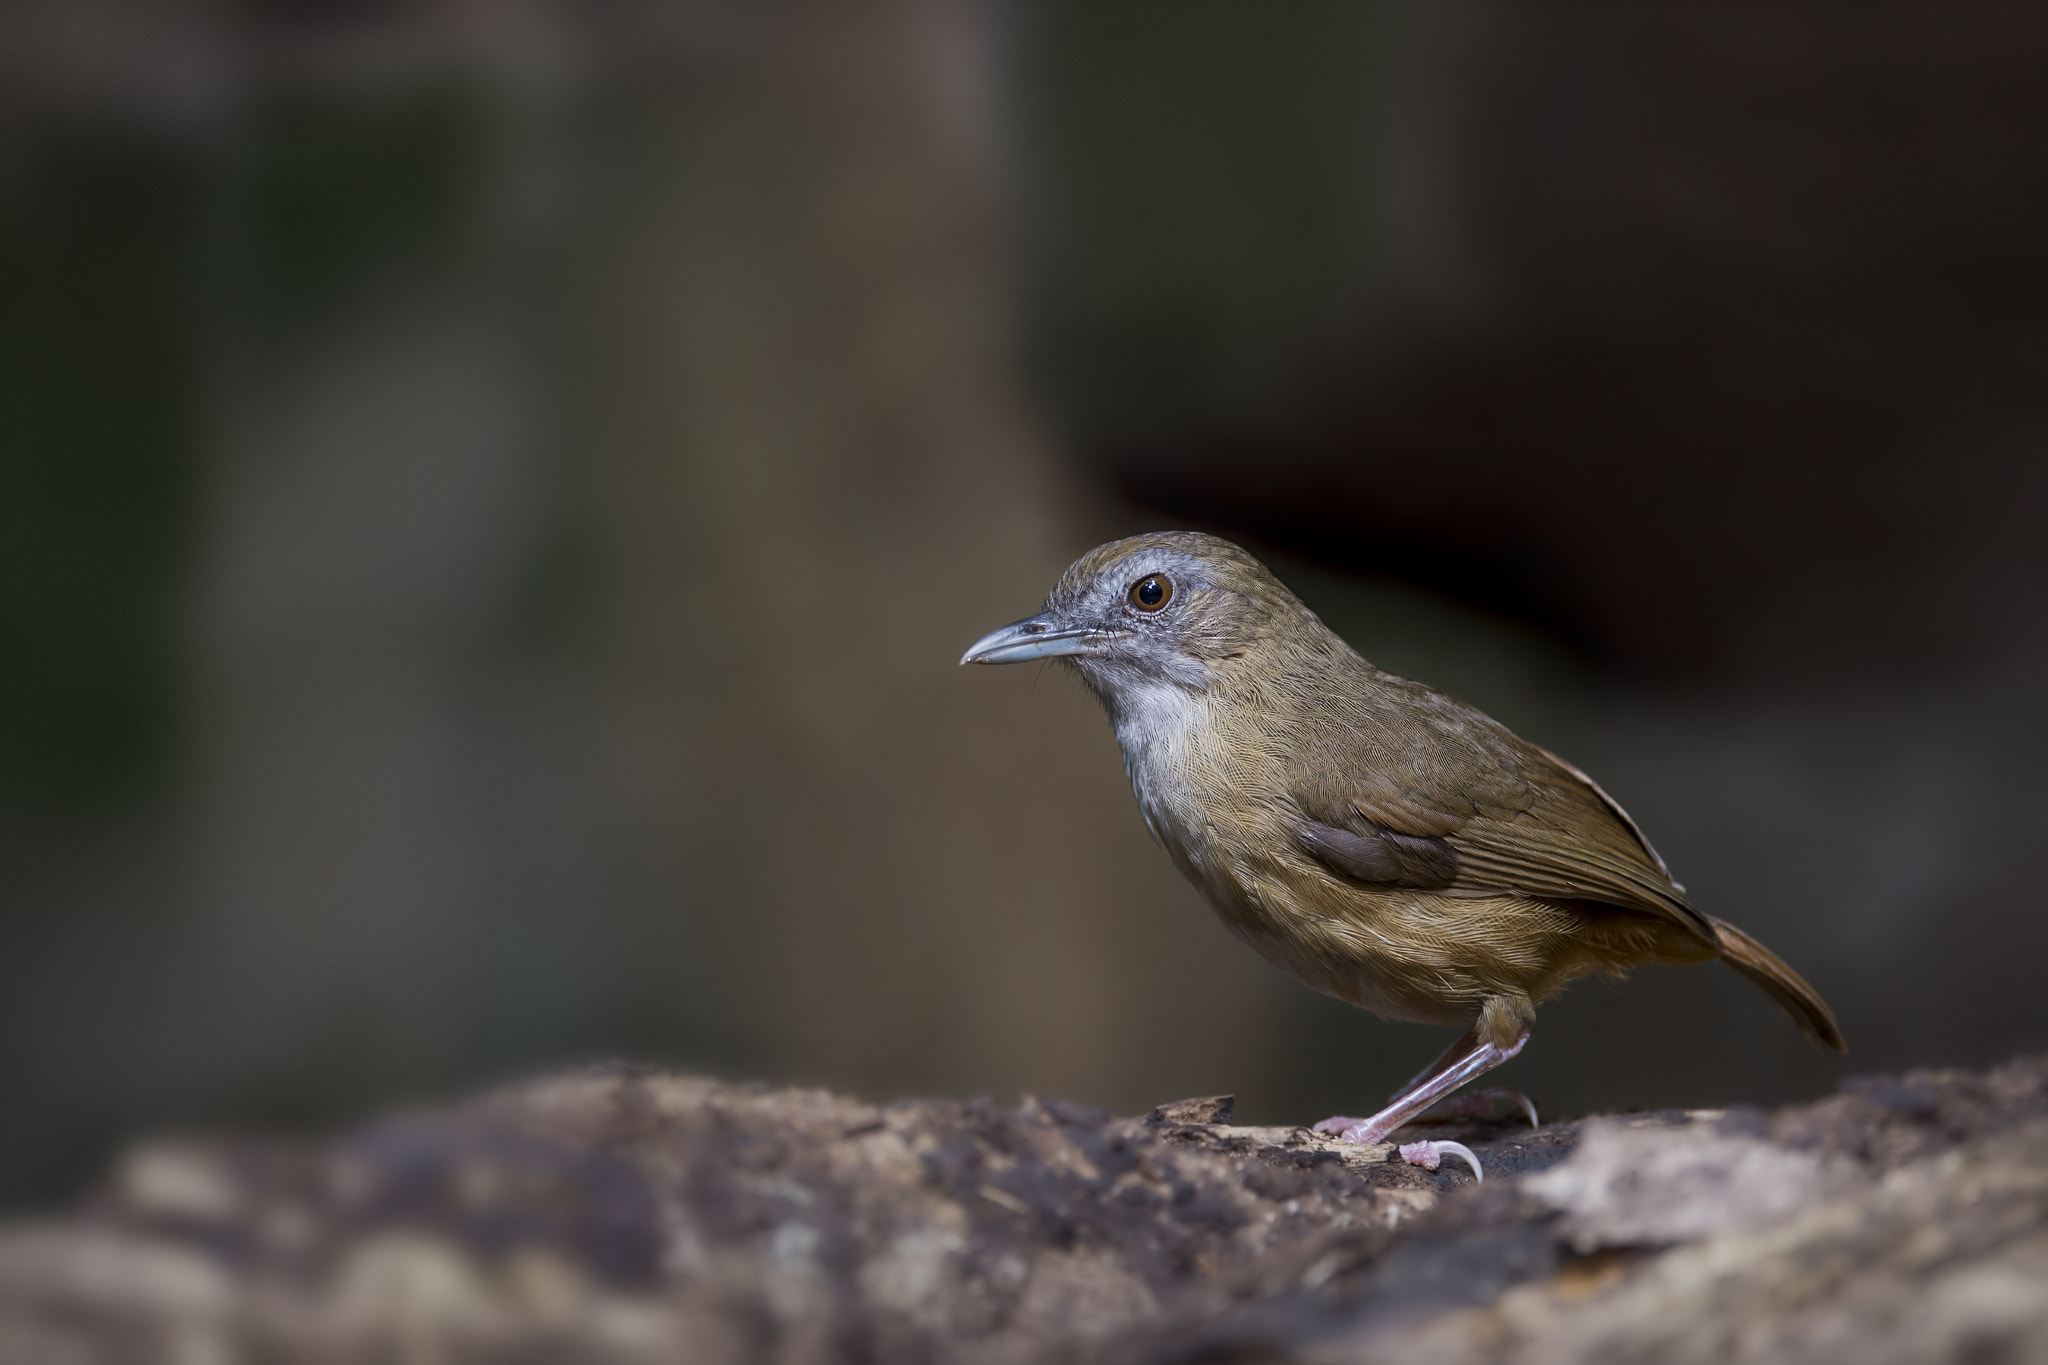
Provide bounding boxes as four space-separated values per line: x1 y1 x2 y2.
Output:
963 532 1844 1174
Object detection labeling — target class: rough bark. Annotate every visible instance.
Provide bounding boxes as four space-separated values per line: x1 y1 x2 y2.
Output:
2 1058 2044 1363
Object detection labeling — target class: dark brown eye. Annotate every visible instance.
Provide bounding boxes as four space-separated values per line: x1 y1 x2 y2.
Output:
1128 573 1172 612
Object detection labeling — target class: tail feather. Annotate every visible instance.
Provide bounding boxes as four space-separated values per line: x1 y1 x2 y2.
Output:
1710 916 1847 1053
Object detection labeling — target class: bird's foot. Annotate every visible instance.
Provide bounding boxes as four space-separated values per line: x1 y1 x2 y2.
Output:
1398 1140 1483 1182
1418 1088 1539 1128
1312 1115 1386 1144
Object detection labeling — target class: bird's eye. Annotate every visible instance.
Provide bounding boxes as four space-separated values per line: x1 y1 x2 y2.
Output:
1128 573 1172 612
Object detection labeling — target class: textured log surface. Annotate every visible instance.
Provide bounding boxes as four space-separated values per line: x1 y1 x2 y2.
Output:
2 1057 2045 1363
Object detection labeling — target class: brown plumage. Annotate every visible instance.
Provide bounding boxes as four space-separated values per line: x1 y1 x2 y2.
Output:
963 531 1843 1155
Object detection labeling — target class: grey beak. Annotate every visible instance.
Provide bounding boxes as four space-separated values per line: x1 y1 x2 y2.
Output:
959 613 1115 666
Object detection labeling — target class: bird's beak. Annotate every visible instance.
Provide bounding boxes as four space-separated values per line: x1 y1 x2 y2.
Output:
959 613 1114 666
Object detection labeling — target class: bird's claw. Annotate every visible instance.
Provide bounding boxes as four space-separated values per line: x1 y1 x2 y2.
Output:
1399 1139 1483 1182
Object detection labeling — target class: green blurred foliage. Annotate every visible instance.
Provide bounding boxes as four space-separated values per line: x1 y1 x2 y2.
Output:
241 84 484 331
1010 0 1390 438
0 139 199 812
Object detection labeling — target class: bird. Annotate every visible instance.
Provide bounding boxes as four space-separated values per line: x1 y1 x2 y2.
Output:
961 531 1845 1177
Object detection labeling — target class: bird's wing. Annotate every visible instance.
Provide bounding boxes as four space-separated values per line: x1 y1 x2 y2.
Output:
1285 672 1715 944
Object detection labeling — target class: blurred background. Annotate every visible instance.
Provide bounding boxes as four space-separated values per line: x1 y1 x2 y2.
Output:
2 0 2044 1210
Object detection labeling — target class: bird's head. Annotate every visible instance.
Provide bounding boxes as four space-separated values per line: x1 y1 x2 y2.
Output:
960 532 1330 697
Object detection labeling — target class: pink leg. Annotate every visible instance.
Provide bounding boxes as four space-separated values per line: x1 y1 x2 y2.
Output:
1313 1025 1530 1175
1392 1028 1483 1096
1359 1033 1538 1126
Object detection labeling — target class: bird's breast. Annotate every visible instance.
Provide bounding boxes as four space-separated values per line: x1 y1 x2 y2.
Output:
1107 680 1444 1015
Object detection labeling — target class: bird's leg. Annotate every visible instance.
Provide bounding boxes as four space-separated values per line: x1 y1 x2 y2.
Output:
1390 1026 1488 1096
1314 1024 1487 1139
1313 1022 1530 1177
1388 1024 1538 1127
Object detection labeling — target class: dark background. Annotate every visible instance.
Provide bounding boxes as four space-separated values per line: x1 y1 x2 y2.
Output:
2 0 2044 1209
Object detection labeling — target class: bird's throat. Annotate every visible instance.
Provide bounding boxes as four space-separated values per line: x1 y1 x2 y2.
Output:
1103 677 1214 850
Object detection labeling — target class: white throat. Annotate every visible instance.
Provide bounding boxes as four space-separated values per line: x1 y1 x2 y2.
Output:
1104 677 1213 847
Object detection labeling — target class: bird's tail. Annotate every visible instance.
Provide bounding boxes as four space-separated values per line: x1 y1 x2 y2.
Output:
1710 916 1847 1053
